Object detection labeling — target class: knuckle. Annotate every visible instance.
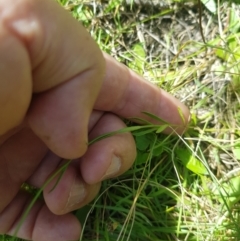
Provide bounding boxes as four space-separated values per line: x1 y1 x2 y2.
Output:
0 0 43 44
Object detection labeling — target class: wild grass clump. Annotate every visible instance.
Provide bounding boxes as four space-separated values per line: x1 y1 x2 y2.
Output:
2 0 240 240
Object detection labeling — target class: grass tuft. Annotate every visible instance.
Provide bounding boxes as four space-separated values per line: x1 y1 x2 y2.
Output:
2 0 240 240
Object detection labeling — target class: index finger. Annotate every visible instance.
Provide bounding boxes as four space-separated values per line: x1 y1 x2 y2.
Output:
95 53 190 134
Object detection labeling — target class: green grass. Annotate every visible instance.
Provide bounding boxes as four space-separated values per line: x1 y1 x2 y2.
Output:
2 0 240 240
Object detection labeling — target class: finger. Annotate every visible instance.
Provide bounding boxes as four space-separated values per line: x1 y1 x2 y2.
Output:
1 0 105 157
26 114 134 214
27 111 104 187
0 191 81 241
0 131 100 216
28 74 98 159
43 161 101 215
80 113 137 184
0 127 47 213
27 151 62 188
95 53 190 134
27 152 101 215
0 110 102 218
0 21 31 135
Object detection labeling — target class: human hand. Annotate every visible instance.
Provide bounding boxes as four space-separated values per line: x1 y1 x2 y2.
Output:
0 0 190 240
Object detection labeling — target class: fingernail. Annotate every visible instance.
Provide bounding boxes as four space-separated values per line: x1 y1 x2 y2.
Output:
103 155 121 179
65 178 86 210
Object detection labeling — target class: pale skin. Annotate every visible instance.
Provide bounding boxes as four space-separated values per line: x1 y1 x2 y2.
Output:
0 0 190 240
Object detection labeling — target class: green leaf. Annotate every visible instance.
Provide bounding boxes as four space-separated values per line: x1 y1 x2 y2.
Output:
229 8 240 33
133 128 157 136
129 43 146 75
175 148 208 175
211 176 240 206
135 151 149 165
177 107 186 125
105 0 121 13
201 0 216 14
89 125 155 145
75 205 92 224
136 136 150 151
135 133 155 151
142 111 168 124
215 47 230 61
132 43 145 59
231 66 240 90
76 5 93 22
229 177 240 197
233 146 240 160
215 34 240 62
152 145 164 157
156 124 168 133
129 116 153 125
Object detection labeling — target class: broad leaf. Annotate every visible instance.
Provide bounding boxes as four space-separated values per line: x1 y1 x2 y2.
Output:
175 148 208 175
